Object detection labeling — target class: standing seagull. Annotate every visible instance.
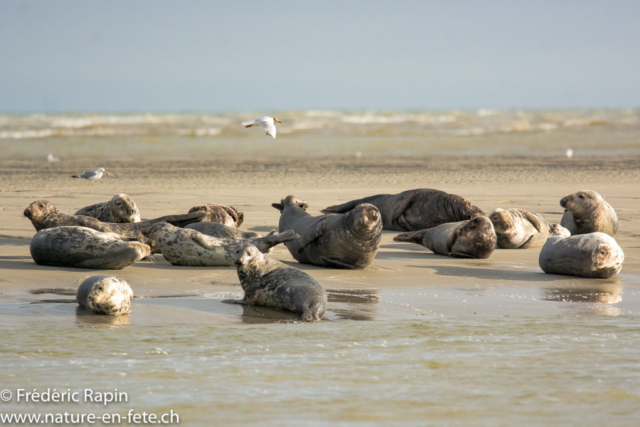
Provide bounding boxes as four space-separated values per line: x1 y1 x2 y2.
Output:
242 116 282 139
71 167 109 186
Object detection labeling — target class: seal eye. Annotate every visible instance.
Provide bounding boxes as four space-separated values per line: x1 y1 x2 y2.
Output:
579 194 585 199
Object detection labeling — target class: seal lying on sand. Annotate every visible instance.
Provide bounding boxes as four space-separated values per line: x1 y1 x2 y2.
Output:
76 275 134 315
394 216 496 259
185 222 262 239
227 243 327 322
321 188 484 231
560 190 619 237
272 196 382 269
142 223 299 266
539 226 624 278
30 226 151 269
489 208 550 249
75 194 141 223
188 203 244 227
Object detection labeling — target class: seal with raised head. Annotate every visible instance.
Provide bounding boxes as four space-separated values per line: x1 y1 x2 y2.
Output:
185 222 261 239
142 222 299 266
394 216 496 259
489 208 550 249
272 195 382 269
30 226 151 269
227 243 327 322
188 203 244 227
539 228 624 278
76 275 134 315
560 190 619 237
321 188 485 232
75 194 141 223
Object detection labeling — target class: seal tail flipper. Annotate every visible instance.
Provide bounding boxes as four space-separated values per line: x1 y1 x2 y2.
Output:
271 203 284 212
302 302 324 322
251 230 300 253
147 211 207 228
393 230 427 244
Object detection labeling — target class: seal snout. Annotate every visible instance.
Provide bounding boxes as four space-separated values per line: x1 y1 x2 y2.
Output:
560 197 568 208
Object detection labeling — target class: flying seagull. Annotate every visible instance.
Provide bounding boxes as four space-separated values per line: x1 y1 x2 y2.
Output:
71 167 109 186
242 116 282 139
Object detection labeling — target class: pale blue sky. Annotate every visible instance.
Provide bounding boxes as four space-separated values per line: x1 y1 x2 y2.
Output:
1 0 638 112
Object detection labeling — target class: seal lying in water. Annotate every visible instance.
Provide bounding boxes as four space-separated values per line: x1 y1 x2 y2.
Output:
227 243 327 322
539 226 624 278
75 194 141 223
321 188 484 232
272 196 382 269
394 216 496 259
142 223 299 266
76 275 134 315
30 226 151 269
489 208 550 249
185 222 262 239
188 203 244 227
560 190 619 237
24 200 206 252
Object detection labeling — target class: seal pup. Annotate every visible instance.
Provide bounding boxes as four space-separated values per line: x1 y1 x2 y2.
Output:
71 167 109 186
322 188 484 231
76 275 133 315
394 216 496 259
75 194 141 223
272 196 382 269
185 222 262 239
142 223 299 266
188 203 244 227
560 190 619 237
539 228 624 278
228 243 327 321
489 208 550 249
30 226 151 269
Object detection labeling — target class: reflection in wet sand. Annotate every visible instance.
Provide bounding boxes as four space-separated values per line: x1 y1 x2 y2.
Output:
75 306 131 326
326 288 379 321
543 283 623 316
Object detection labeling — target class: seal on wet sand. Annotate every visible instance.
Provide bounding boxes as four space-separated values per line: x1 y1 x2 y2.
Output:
227 243 327 322
76 275 134 315
75 194 141 223
188 203 244 227
394 216 497 259
322 188 485 231
272 195 382 269
30 226 151 269
185 222 262 239
489 208 550 249
560 190 619 237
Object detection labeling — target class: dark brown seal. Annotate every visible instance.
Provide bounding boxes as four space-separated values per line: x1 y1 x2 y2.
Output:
322 188 484 231
75 194 141 223
188 203 244 227
560 190 619 237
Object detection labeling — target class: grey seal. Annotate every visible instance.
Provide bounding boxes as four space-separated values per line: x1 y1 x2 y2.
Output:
142 222 299 266
185 222 261 239
188 203 244 227
30 226 151 269
539 228 624 278
228 243 327 321
76 275 134 315
489 208 550 249
394 216 496 258
75 194 141 223
272 196 382 269
321 188 484 231
560 190 619 237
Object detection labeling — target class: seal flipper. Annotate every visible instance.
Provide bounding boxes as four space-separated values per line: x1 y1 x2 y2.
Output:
522 211 545 233
445 230 460 254
518 234 536 249
393 229 428 244
320 257 358 269
321 199 361 214
251 230 300 253
390 196 415 229
295 218 330 254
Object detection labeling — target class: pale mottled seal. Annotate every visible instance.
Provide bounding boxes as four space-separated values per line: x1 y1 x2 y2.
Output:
142 223 299 266
75 194 141 223
394 216 496 259
322 189 484 231
489 208 550 249
30 226 151 269
188 203 244 227
185 222 261 239
228 243 327 321
76 275 133 315
560 190 619 237
539 229 624 278
272 196 382 269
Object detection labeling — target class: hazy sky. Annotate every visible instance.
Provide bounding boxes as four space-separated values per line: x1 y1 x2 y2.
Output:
1 0 639 112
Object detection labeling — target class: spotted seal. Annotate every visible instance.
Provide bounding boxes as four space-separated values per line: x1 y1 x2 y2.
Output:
30 226 151 269
322 188 484 231
489 208 550 249
394 216 496 258
76 275 134 315
272 195 382 269
227 243 327 322
188 203 244 227
75 194 141 223
560 190 619 237
185 222 262 239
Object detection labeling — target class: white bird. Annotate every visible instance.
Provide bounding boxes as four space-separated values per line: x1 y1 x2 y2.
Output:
565 148 573 158
242 116 282 139
71 167 109 186
46 153 60 162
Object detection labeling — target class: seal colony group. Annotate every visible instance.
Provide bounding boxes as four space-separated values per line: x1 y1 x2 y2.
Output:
23 188 624 322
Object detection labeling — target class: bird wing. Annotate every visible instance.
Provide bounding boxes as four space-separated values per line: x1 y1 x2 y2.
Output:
255 117 277 138
77 170 98 179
